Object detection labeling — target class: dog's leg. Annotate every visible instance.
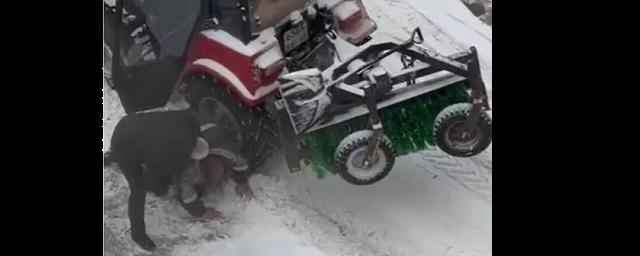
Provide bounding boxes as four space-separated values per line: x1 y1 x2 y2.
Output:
143 164 170 196
120 161 156 251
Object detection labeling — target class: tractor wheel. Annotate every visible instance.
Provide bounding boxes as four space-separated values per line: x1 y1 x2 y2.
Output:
184 75 279 169
335 130 395 185
433 103 492 157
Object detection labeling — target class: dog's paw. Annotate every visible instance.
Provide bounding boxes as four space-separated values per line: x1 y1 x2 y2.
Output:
132 234 157 251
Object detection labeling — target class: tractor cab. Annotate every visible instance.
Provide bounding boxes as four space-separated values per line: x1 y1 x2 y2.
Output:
104 0 377 113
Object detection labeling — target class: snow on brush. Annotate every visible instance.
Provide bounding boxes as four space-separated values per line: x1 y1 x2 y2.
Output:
104 0 491 255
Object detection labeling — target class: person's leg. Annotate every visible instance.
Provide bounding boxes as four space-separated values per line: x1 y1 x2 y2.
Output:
207 148 255 198
177 163 204 214
201 155 227 192
176 162 222 220
201 125 255 198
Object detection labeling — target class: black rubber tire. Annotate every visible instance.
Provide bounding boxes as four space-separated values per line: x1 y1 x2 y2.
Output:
433 103 492 157
335 130 395 185
184 75 280 169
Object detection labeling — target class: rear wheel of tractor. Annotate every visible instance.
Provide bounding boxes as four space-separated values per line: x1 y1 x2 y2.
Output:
433 103 492 157
335 130 395 185
184 76 279 169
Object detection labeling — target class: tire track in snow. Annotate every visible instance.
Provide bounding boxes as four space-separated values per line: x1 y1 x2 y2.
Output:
366 0 492 95
393 0 493 93
379 0 467 53
365 0 440 52
419 149 492 203
398 0 479 52
444 13 492 43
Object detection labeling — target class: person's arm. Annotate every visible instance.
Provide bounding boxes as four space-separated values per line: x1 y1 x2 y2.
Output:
175 163 207 216
227 156 254 198
229 158 249 184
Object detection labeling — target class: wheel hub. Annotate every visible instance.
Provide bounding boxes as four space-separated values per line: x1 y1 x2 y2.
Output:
445 120 482 150
345 147 387 181
351 149 380 170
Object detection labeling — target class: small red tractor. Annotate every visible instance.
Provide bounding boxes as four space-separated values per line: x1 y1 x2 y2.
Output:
104 0 491 185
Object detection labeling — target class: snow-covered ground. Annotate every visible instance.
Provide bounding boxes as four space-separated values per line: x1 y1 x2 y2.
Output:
104 0 492 255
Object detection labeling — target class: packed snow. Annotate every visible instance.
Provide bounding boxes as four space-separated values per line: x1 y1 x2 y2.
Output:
364 0 492 95
104 0 492 255
202 28 278 56
333 1 360 21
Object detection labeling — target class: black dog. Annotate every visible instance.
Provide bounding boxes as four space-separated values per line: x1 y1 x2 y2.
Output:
110 110 200 251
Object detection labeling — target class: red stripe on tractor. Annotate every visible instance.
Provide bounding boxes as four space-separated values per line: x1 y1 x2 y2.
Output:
180 33 266 107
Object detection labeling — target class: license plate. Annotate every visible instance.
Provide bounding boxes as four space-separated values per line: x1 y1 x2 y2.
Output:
283 22 309 53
